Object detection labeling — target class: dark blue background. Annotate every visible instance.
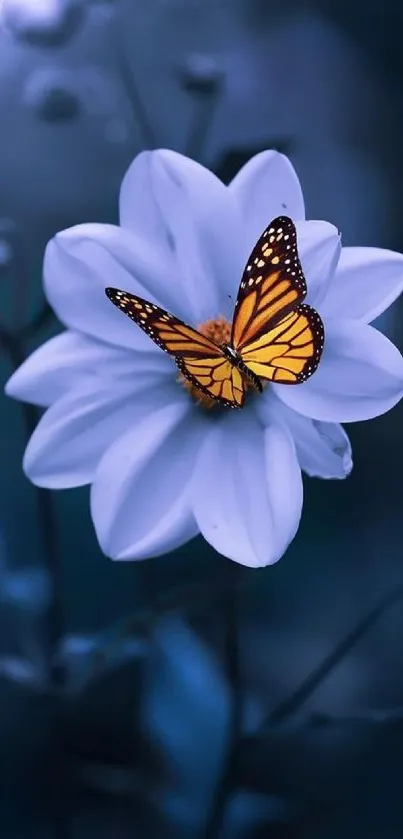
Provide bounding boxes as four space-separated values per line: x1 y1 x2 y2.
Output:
1 1 403 836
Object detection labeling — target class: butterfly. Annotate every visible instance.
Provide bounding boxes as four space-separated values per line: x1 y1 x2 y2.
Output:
105 216 324 409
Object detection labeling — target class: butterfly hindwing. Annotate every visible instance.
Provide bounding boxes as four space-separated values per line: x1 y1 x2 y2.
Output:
231 216 306 351
105 288 245 408
176 356 245 408
240 303 324 384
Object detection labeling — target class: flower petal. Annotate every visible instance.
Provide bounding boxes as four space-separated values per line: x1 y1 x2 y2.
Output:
5 331 171 407
274 318 403 423
91 401 205 560
120 150 176 261
120 149 244 319
258 397 352 479
44 222 188 350
321 246 403 323
191 410 303 568
229 151 305 266
23 377 183 489
296 220 341 307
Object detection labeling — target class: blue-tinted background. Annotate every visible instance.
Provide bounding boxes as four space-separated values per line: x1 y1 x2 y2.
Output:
1 1 403 836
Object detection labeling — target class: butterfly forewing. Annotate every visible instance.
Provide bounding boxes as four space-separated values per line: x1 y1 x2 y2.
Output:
105 288 223 357
240 303 324 384
105 288 245 408
231 216 307 351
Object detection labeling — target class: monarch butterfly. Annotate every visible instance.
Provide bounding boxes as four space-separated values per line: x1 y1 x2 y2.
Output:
105 215 324 409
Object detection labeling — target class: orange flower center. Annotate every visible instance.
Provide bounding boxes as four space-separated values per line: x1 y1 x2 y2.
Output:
178 315 253 410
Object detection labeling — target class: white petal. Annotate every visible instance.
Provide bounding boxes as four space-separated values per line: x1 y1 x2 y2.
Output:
120 149 244 318
120 150 176 260
322 246 403 323
91 401 206 560
229 151 305 267
191 411 303 568
44 222 187 350
260 397 353 479
5 331 171 407
296 220 341 307
23 377 183 489
274 318 403 423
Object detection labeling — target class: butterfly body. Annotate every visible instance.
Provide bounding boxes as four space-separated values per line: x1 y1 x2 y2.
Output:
220 343 263 393
105 216 325 409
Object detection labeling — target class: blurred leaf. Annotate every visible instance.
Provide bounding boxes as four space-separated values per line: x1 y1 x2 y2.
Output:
221 791 290 839
2 566 51 615
143 616 230 835
56 630 148 694
0 532 51 618
0 532 49 668
0 655 42 688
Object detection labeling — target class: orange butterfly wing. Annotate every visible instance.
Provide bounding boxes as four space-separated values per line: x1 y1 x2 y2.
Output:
231 216 307 351
230 216 324 384
176 356 245 408
105 288 246 408
240 303 324 384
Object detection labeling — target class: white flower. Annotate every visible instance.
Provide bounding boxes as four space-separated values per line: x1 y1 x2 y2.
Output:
5 150 403 567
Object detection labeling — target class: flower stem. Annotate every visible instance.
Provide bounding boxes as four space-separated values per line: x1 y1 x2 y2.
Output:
261 579 403 730
0 326 64 677
184 94 218 162
0 324 68 837
203 570 243 839
112 3 157 149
